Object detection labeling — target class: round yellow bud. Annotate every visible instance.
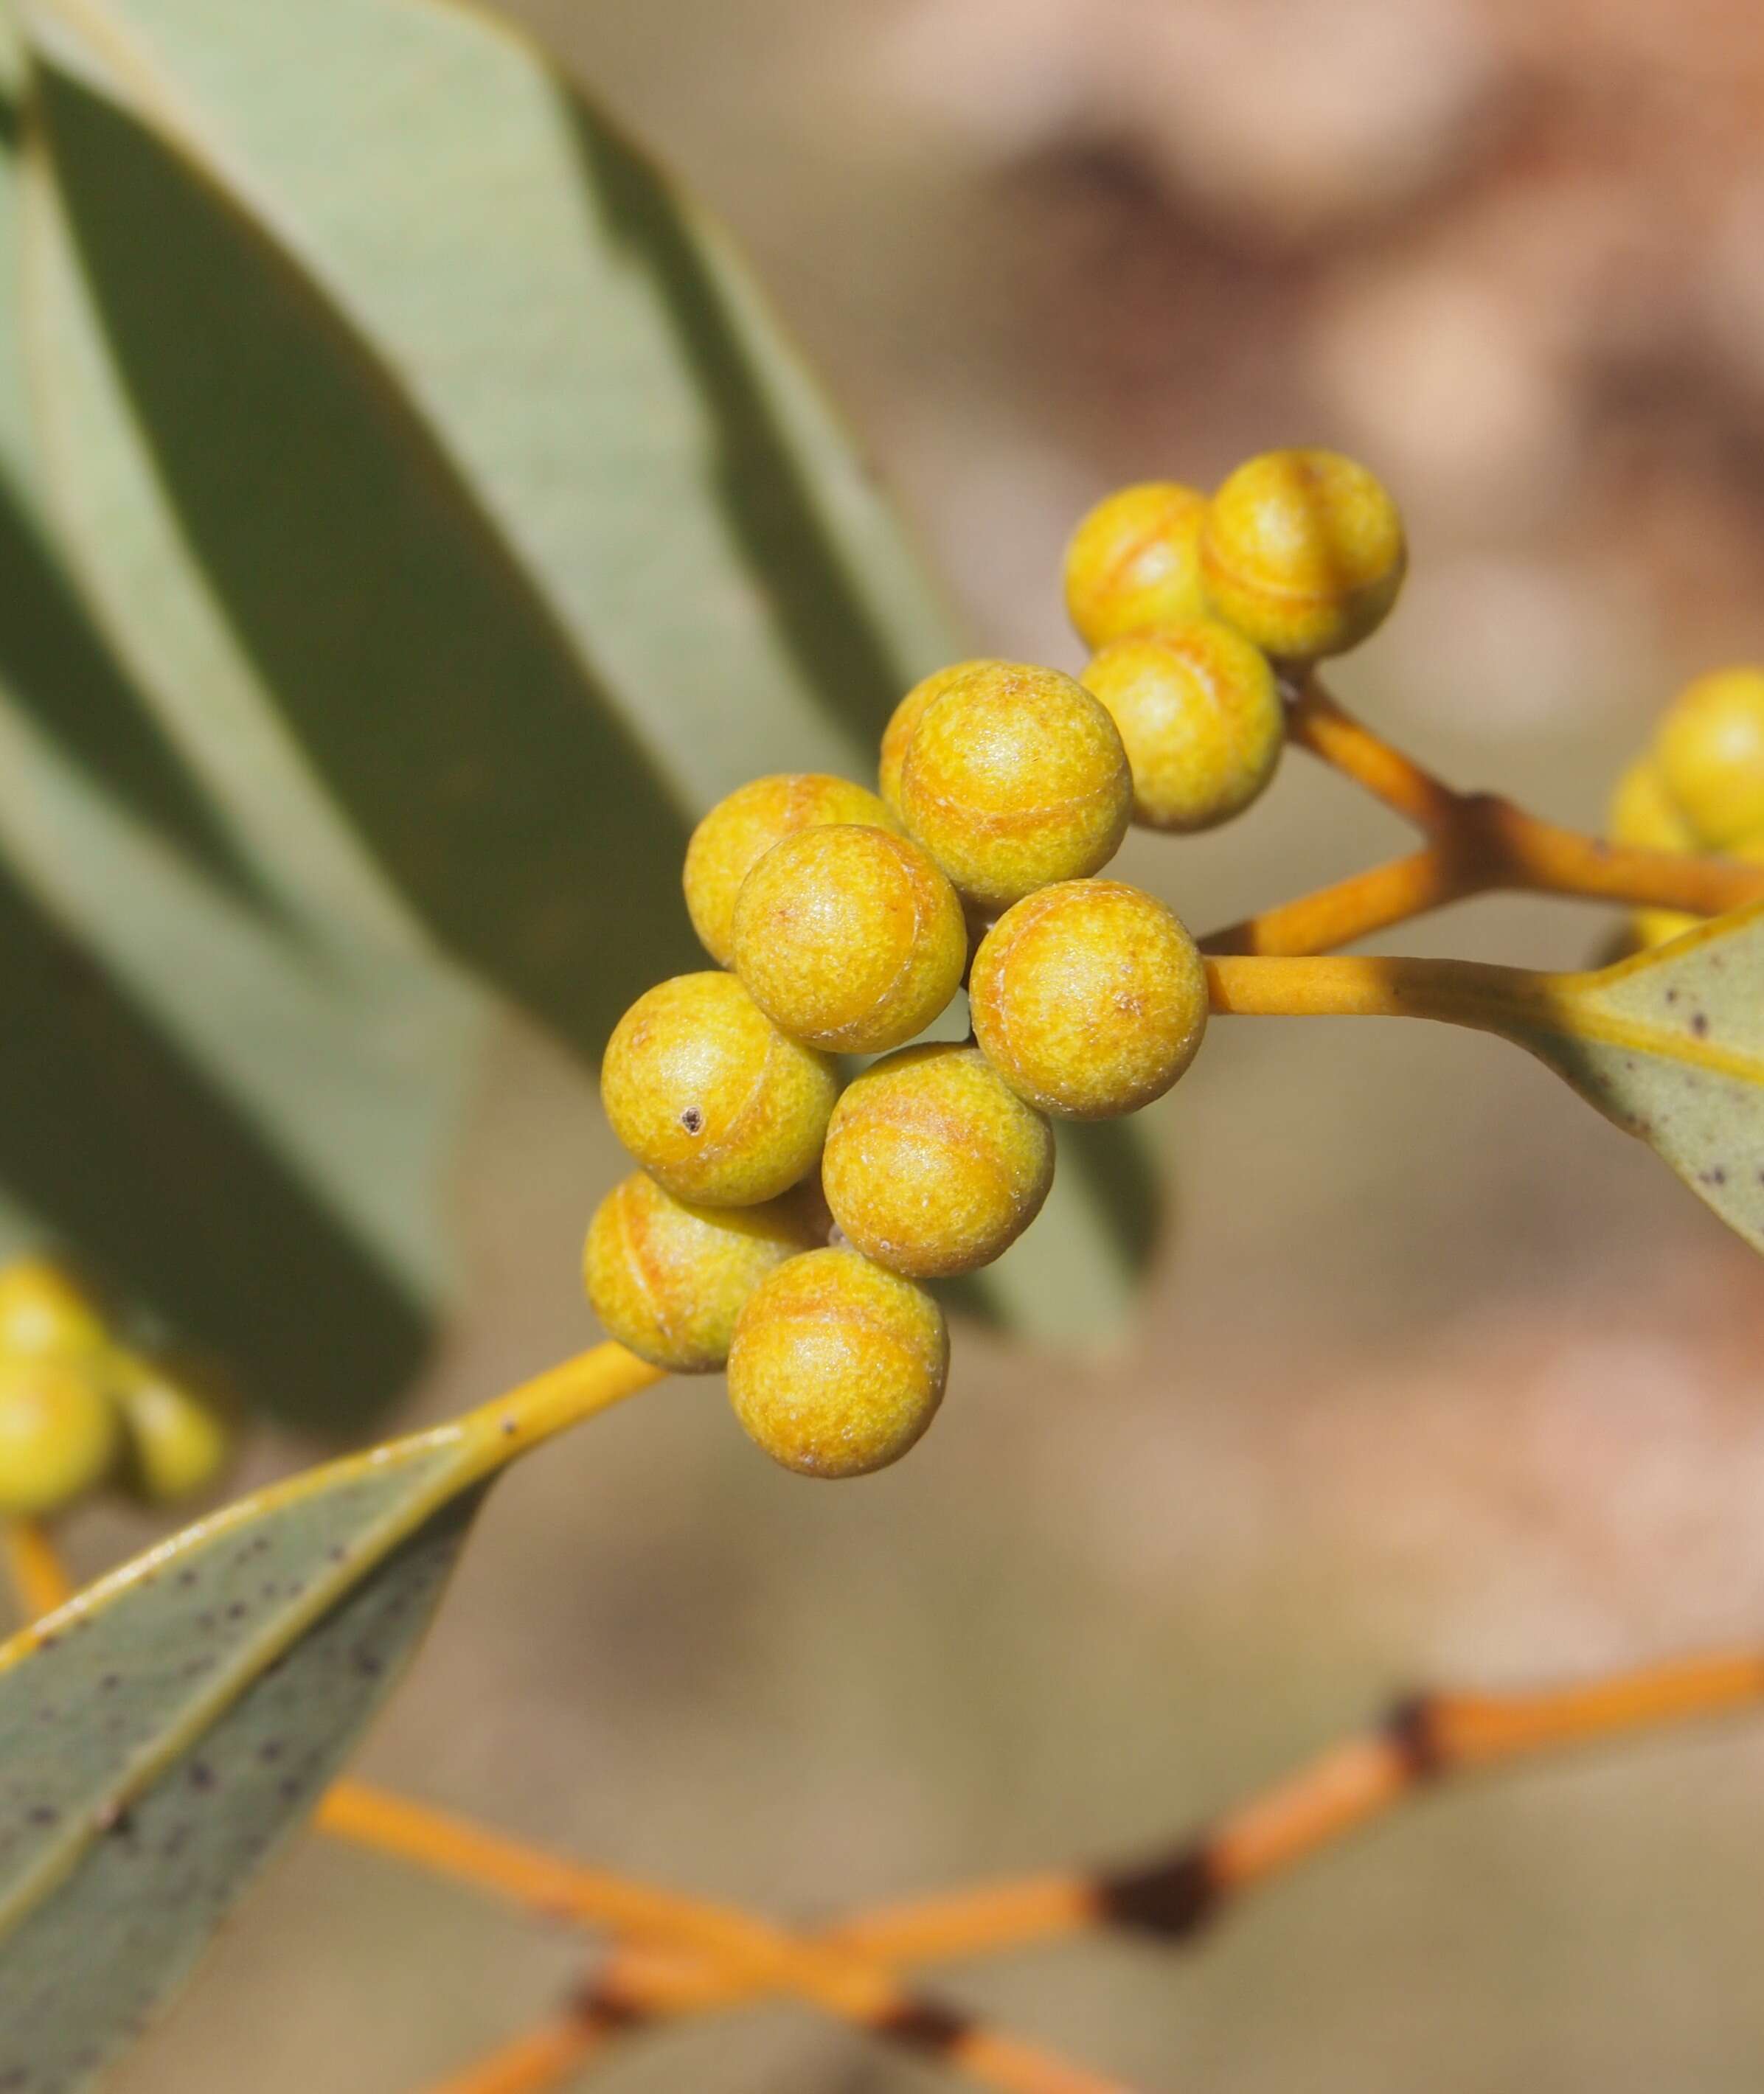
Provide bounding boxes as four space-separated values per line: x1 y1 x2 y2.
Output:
1063 481 1209 649
683 773 895 967
897 661 1132 910
1606 757 1698 950
732 825 965 1052
1653 667 1764 849
821 1042 1054 1278
601 973 838 1206
726 1248 948 1479
1200 448 1406 660
879 661 1010 816
0 1355 120 1518
115 1356 238 1504
583 1171 816 1374
970 880 1208 1119
1608 757 1695 852
1080 617 1282 832
0 1258 108 1359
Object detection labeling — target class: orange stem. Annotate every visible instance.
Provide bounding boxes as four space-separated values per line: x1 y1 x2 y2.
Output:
580 1643 1764 2019
1206 683 1764 958
325 1782 1135 2094
3 1517 75 1621
419 2014 612 2094
1285 679 1460 831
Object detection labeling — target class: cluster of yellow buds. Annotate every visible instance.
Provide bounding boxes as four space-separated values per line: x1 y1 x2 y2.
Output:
0 1259 238 1521
586 449 1409 1479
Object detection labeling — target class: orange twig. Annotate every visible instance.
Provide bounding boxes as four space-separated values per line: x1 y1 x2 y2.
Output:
3 1517 74 1621
574 1643 1764 2028
326 1783 1136 2094
419 2013 613 2094
1285 679 1459 831
1204 681 1764 957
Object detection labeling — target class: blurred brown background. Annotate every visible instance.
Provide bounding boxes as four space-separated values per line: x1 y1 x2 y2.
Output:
98 3 1764 2088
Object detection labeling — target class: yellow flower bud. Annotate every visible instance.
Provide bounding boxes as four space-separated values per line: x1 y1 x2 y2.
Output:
583 1172 817 1373
878 661 1010 816
822 1043 1054 1277
1081 617 1282 832
0 1355 120 1518
1201 448 1406 660
970 880 1209 1118
1653 667 1764 849
683 773 896 967
897 661 1131 910
726 1248 948 1479
732 824 965 1052
1063 481 1209 649
602 973 838 1206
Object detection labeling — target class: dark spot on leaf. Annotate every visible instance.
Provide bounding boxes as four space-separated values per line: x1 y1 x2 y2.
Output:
189 1762 215 1792
27 1805 57 1826
1692 1011 1710 1037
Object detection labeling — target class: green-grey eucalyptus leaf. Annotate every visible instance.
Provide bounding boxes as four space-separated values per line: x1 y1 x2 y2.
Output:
0 1355 629 2093
0 2 472 1419
0 827 437 1427
1499 902 1764 1252
0 27 254 898
1325 905 1764 1256
19 0 1159 1340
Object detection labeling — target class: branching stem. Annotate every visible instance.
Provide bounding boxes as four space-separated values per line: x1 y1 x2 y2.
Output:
1201 680 1764 957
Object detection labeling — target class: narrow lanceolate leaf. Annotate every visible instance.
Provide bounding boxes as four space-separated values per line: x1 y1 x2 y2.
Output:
18 0 1158 1340
1501 902 1764 1253
0 27 254 900
0 1351 647 2093
0 1 466 1420
0 834 437 1427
